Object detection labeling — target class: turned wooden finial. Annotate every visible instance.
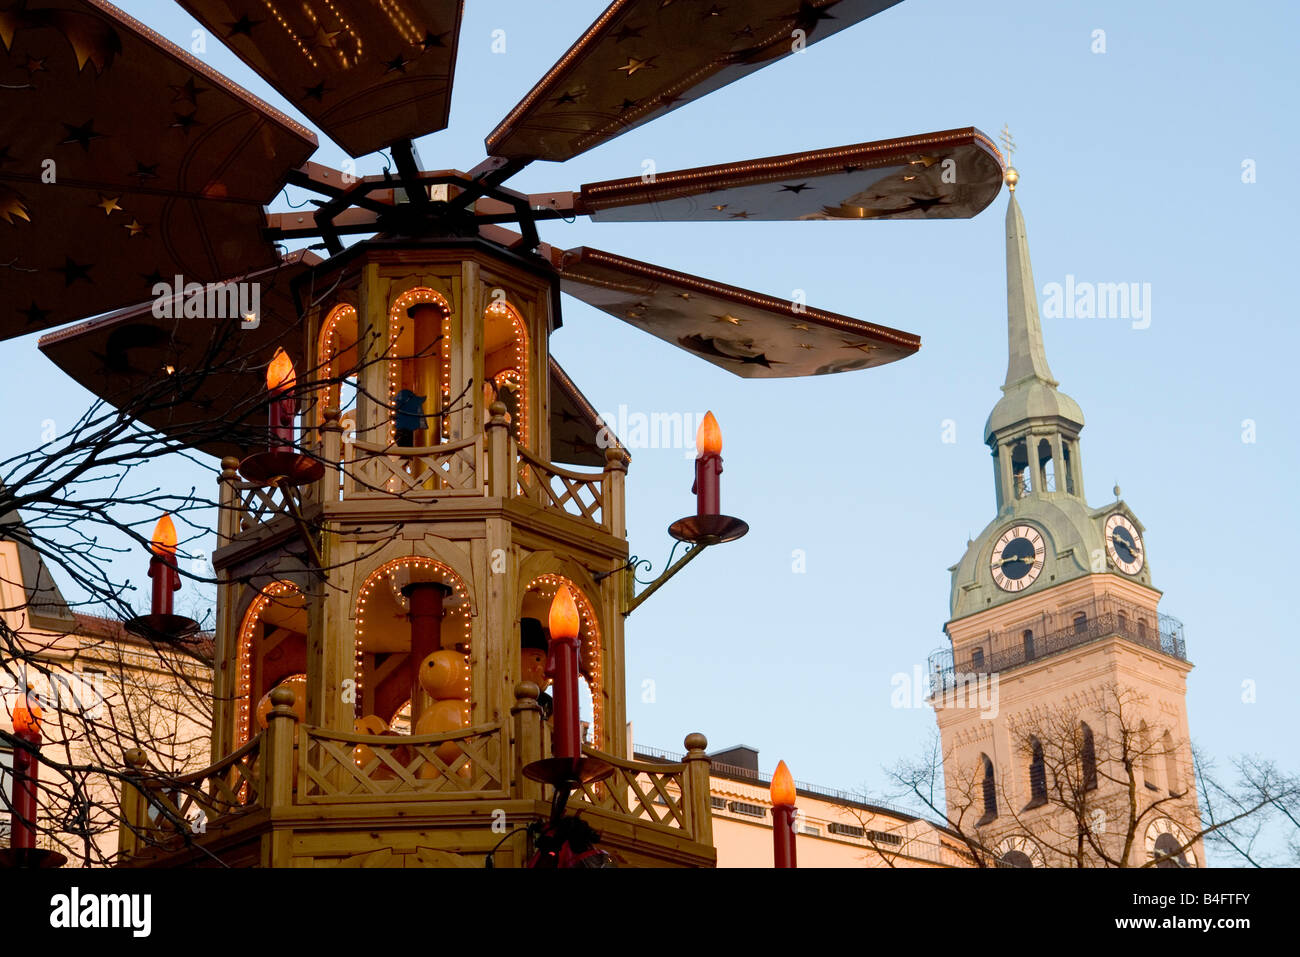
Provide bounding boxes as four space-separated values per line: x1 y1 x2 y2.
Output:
684 732 708 753
219 456 241 479
603 446 628 470
323 406 341 425
269 686 298 714
514 681 540 702
124 748 147 769
488 400 508 423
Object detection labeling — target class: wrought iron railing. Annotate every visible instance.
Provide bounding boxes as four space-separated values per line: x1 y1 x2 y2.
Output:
929 596 1187 690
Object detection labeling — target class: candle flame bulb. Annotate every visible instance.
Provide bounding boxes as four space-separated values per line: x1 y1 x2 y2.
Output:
696 411 722 457
771 760 796 807
549 585 580 641
12 687 41 736
150 513 177 557
267 347 296 393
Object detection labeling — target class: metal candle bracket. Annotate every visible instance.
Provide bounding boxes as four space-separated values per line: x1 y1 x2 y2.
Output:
602 513 749 617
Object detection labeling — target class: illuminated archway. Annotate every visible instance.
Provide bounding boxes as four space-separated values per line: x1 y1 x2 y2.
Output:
354 556 472 726
389 288 452 446
484 298 529 447
317 303 358 416
522 574 602 748
235 581 306 747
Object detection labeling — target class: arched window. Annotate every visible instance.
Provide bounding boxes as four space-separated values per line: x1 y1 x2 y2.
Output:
1162 731 1181 795
1139 721 1159 791
971 647 984 670
1073 612 1088 634
1081 722 1098 790
1137 617 1148 640
1037 438 1054 492
979 754 998 823
390 289 453 447
1027 737 1047 807
1023 629 1035 661
484 299 529 447
1011 441 1031 498
1117 611 1129 635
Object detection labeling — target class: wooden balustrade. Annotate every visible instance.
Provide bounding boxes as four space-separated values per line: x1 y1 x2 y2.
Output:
343 434 484 497
296 722 507 802
571 733 713 845
117 735 262 856
516 446 606 528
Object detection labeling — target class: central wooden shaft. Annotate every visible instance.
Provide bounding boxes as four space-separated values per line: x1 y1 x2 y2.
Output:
404 582 451 725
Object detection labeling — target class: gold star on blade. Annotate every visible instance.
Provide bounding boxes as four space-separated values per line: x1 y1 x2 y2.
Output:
841 339 878 353
123 220 146 237
710 204 728 212
676 292 693 300
798 343 814 349
616 55 657 76
711 313 743 325
95 195 122 215
792 322 809 330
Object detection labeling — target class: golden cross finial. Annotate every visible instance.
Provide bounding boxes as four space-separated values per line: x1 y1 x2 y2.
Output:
999 124 1019 191
999 124 1016 161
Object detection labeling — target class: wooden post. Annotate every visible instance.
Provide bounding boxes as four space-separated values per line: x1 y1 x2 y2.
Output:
310 405 342 507
486 400 511 498
117 748 149 859
217 456 241 546
511 682 544 802
263 687 299 809
602 447 628 537
682 732 713 847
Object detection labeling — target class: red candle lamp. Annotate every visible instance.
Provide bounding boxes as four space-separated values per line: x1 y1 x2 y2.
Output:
771 759 798 869
239 348 324 486
669 410 749 546
126 513 199 641
0 686 67 868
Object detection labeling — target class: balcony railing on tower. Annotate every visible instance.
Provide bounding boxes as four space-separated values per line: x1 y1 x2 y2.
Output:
928 594 1187 691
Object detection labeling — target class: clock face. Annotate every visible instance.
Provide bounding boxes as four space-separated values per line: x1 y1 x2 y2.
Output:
990 525 1046 591
1104 513 1145 575
996 835 1045 868
1145 817 1196 868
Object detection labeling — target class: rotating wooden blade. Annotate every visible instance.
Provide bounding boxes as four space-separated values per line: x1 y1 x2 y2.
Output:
554 247 918 378
549 356 622 467
486 0 902 162
577 128 1003 222
38 252 320 459
0 0 317 340
176 0 463 157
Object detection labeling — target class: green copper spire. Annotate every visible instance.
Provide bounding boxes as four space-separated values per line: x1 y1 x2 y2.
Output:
985 169 1084 445
1003 189 1057 389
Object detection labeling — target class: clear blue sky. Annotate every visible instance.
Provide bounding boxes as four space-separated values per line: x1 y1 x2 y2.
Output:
6 1 1297 862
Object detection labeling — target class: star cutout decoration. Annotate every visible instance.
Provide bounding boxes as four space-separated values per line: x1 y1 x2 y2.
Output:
123 220 147 237
95 195 122 215
903 195 948 213
727 210 752 219
303 81 329 102
616 55 657 76
780 182 813 194
842 163 862 173
310 27 342 50
790 1 839 32
24 55 46 75
611 23 644 42
55 257 93 287
792 322 809 331
169 77 207 105
384 54 409 74
225 15 262 38
61 120 104 152
171 111 202 135
617 97 640 113
710 204 729 211
20 301 50 326
553 90 582 106
131 162 159 183
711 313 743 325
421 30 449 51
739 352 779 368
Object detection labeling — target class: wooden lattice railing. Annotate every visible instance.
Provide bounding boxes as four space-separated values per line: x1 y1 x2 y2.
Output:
571 745 690 832
344 435 483 498
297 722 506 802
120 734 262 852
516 447 605 528
229 481 292 533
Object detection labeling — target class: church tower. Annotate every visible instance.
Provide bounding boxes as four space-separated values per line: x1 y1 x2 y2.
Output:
930 164 1202 868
